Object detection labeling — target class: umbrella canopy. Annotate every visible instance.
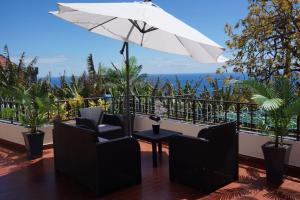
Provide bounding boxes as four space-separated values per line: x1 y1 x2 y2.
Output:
50 1 225 63
50 0 226 136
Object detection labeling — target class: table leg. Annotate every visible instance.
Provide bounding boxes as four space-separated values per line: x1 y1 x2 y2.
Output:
152 142 157 168
158 142 162 154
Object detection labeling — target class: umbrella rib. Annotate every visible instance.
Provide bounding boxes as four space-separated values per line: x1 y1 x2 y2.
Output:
129 19 158 34
88 17 118 31
126 25 135 41
128 20 143 33
140 22 146 46
174 35 193 57
144 27 158 33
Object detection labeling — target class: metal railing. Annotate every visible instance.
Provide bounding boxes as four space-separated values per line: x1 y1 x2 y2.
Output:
0 96 299 141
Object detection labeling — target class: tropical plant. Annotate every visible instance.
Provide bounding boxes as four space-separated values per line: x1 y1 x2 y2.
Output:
244 77 300 147
82 54 111 97
110 56 148 96
205 75 252 102
14 82 55 133
1 107 16 122
0 45 38 89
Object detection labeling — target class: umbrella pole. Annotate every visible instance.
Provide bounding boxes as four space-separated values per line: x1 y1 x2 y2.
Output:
124 42 131 136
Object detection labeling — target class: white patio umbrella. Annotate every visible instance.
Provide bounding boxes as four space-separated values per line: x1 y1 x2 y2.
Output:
50 0 226 135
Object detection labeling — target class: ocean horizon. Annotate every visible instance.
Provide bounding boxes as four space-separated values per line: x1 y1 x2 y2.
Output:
42 72 247 94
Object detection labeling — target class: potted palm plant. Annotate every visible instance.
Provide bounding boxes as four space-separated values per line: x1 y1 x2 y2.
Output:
15 84 53 160
244 77 300 184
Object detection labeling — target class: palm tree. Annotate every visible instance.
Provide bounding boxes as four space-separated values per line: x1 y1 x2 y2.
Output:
80 54 112 97
0 46 38 89
109 56 148 96
172 76 202 98
244 76 300 147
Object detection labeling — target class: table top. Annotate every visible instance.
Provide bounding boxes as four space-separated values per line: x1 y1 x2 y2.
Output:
132 129 182 142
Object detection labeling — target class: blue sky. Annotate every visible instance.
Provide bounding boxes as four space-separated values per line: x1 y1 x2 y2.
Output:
0 0 248 77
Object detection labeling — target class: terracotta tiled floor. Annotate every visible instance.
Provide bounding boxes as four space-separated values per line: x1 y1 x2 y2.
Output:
0 142 300 200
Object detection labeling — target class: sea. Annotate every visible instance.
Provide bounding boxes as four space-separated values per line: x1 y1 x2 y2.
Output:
47 73 247 95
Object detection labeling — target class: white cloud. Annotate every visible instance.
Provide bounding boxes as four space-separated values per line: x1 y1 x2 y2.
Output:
38 55 68 64
10 55 68 65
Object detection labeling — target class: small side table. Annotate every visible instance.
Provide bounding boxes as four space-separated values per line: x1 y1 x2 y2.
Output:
132 129 181 168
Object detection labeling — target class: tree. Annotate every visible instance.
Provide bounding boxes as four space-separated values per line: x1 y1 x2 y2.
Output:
109 56 148 96
81 54 111 97
225 0 300 82
0 46 38 89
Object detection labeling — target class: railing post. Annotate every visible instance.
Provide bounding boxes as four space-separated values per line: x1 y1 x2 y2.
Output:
224 102 228 122
151 96 155 114
85 99 89 107
213 102 216 123
183 99 186 120
202 101 207 122
192 99 196 124
175 98 178 119
236 102 240 132
15 103 19 122
76 100 79 118
297 115 300 141
250 104 254 131
145 96 148 114
167 97 170 118
138 96 141 113
119 96 124 113
56 101 61 121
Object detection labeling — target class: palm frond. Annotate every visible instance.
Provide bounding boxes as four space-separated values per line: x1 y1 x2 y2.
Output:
251 94 283 111
86 54 95 77
27 56 38 68
243 80 277 99
285 98 300 116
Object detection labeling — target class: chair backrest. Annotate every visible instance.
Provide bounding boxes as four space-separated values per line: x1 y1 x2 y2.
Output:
197 121 238 173
197 121 236 144
79 107 103 126
54 121 98 144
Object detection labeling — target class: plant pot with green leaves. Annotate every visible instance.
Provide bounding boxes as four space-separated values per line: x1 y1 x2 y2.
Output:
15 84 54 160
244 77 300 184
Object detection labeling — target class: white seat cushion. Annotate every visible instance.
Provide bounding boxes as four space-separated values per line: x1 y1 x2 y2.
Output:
98 124 122 133
98 137 109 143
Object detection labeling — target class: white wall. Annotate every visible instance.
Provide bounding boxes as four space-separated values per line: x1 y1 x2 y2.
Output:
239 132 300 168
1 116 299 168
0 122 53 146
134 115 202 137
0 121 75 146
135 115 300 168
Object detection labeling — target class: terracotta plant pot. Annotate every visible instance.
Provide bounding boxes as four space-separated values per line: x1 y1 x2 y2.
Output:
22 131 45 160
261 141 292 184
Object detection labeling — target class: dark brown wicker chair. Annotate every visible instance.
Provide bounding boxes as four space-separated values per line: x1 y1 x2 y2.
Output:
76 107 126 139
169 121 238 193
53 121 141 196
